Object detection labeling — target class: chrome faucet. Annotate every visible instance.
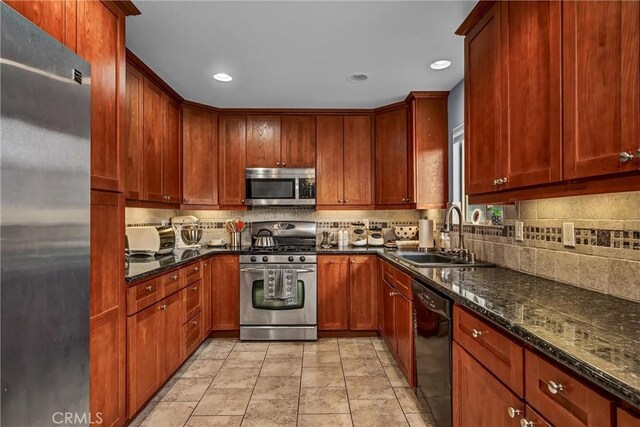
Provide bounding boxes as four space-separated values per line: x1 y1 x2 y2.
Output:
443 204 466 256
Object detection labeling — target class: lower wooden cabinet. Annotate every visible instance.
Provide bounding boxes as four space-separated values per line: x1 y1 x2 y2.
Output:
202 260 213 335
211 255 240 330
317 255 377 331
617 408 640 427
161 291 183 377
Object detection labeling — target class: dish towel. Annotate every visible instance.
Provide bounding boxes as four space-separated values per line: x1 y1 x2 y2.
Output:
276 269 298 304
263 268 278 300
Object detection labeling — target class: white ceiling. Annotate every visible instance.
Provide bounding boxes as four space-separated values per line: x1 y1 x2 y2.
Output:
126 1 475 109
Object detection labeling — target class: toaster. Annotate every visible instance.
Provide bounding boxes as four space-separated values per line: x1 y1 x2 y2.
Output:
126 226 175 256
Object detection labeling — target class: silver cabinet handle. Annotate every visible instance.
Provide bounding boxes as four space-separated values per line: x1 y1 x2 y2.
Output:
495 178 505 185
471 328 483 338
145 285 154 292
502 177 507 183
493 179 498 185
520 420 534 427
158 304 167 310
547 380 564 394
620 152 634 163
507 407 521 418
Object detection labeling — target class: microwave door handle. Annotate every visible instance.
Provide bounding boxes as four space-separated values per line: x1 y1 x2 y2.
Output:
295 178 300 200
240 268 266 273
295 268 316 273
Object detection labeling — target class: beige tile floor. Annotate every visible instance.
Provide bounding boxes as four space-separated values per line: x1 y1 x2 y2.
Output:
131 337 436 427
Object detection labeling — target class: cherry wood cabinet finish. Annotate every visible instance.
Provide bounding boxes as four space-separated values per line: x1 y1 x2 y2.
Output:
218 115 247 207
316 116 345 207
246 115 282 168
501 1 562 190
377 259 384 333
563 1 640 180
375 106 410 207
525 349 614 427
162 269 183 298
617 408 640 427
453 342 524 427
161 290 183 377
348 256 377 331
3 0 68 45
141 77 165 202
317 256 350 330
184 311 203 356
453 305 524 397
281 115 316 168
408 93 448 209
343 115 374 207
464 1 502 195
183 279 202 324
202 260 213 336
182 107 218 206
524 405 553 427
126 278 161 315
127 303 162 417
211 255 240 330
76 0 125 192
395 292 414 383
382 280 396 354
125 64 144 200
163 96 181 203
184 261 203 285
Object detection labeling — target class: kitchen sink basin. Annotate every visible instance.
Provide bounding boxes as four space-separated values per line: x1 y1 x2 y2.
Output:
394 252 495 268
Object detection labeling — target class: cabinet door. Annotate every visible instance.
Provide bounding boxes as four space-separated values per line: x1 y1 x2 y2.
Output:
563 1 640 179
246 115 281 168
3 1 69 46
453 342 524 427
125 64 144 200
465 2 503 195
502 1 562 189
219 115 246 207
76 0 123 192
211 255 240 330
377 259 384 333
202 259 213 336
317 256 350 330
163 97 181 203
281 115 316 167
127 303 162 417
316 116 345 207
344 116 373 207
162 291 184 377
382 280 396 350
349 256 377 330
142 77 165 202
617 408 640 427
183 107 218 206
375 106 409 206
394 293 413 384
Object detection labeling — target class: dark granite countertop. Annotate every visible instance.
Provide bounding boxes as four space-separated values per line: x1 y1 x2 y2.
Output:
316 246 386 254
125 246 245 283
378 251 640 410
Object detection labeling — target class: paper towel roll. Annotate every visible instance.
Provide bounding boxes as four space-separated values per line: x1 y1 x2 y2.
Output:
418 219 435 249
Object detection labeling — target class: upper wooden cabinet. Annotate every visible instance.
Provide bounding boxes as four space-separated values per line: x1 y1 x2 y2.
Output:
316 115 373 209
164 98 181 203
246 115 316 168
281 115 316 168
218 115 247 208
246 115 281 168
142 78 165 203
375 105 411 207
182 106 218 206
3 0 71 47
563 1 640 179
125 66 144 200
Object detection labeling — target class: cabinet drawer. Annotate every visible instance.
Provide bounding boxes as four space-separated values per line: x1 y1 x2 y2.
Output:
162 269 183 296
453 306 524 396
127 278 162 315
382 261 395 285
184 312 203 356
184 262 203 284
183 279 202 322
381 261 412 300
525 350 613 427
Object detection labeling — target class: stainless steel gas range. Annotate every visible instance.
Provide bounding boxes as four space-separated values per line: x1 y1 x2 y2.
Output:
240 221 317 341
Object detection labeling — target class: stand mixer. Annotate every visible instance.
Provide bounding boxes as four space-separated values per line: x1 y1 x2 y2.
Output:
172 215 203 249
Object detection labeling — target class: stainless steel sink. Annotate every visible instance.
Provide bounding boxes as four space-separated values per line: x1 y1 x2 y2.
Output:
394 252 495 268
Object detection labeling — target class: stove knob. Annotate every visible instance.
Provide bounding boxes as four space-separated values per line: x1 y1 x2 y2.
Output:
288 256 294 262
262 256 269 262
250 256 257 262
300 256 306 262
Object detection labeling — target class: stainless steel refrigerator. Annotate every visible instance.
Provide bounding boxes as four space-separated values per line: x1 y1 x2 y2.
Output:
1 4 91 426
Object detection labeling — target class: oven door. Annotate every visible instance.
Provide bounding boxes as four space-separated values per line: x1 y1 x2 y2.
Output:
240 264 317 325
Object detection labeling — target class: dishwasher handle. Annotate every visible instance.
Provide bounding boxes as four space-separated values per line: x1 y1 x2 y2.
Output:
412 280 451 318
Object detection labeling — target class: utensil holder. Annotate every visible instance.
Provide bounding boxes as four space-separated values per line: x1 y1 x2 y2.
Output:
229 231 241 248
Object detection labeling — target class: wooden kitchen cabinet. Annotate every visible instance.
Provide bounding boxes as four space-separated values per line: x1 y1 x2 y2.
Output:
202 259 213 336
182 106 218 206
163 97 181 203
142 77 165 202
246 115 281 168
563 1 640 180
453 342 524 427
218 115 247 208
394 292 413 376
382 280 396 346
3 0 70 47
160 291 183 377
316 115 373 208
317 256 350 330
211 255 240 330
375 105 411 207
348 255 377 330
281 115 316 167
618 408 640 427
125 65 144 200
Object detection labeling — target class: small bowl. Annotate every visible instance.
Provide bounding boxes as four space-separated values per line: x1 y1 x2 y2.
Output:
394 226 418 240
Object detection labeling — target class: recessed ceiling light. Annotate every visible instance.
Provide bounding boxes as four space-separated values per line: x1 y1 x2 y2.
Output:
213 73 233 82
348 73 369 83
430 60 451 70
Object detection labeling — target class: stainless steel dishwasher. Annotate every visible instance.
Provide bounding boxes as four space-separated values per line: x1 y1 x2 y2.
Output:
412 280 452 427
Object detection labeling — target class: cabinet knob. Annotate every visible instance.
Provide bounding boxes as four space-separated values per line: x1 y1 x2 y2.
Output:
171 275 178 281
547 380 564 394
183 197 189 203
492 179 498 186
636 148 640 158
241 199 245 203
495 178 505 185
502 177 507 183
193 267 199 272
344 199 348 204
329 260 335 264
145 285 154 292
282 162 286 167
471 328 483 338
277 162 281 167
619 151 635 163
351 259 356 264
192 320 198 325
191 286 198 291
158 304 167 311
507 407 521 419
520 419 534 427
338 200 343 204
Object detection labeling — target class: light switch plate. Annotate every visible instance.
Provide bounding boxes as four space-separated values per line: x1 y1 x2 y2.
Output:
515 221 524 242
562 223 575 247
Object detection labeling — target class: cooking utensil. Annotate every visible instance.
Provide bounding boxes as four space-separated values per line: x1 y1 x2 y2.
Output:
180 225 203 246
253 229 275 247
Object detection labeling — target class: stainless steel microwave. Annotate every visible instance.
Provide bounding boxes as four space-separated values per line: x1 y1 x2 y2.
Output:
245 168 316 206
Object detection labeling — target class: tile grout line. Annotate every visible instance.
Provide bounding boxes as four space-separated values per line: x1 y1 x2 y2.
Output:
337 338 355 427
237 340 266 427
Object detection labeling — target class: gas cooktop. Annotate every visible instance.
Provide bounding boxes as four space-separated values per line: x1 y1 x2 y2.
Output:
246 244 316 254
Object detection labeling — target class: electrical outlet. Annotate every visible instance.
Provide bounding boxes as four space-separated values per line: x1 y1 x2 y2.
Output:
562 223 575 247
515 221 524 242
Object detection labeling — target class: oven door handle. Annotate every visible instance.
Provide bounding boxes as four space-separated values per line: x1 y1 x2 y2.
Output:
240 268 316 273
